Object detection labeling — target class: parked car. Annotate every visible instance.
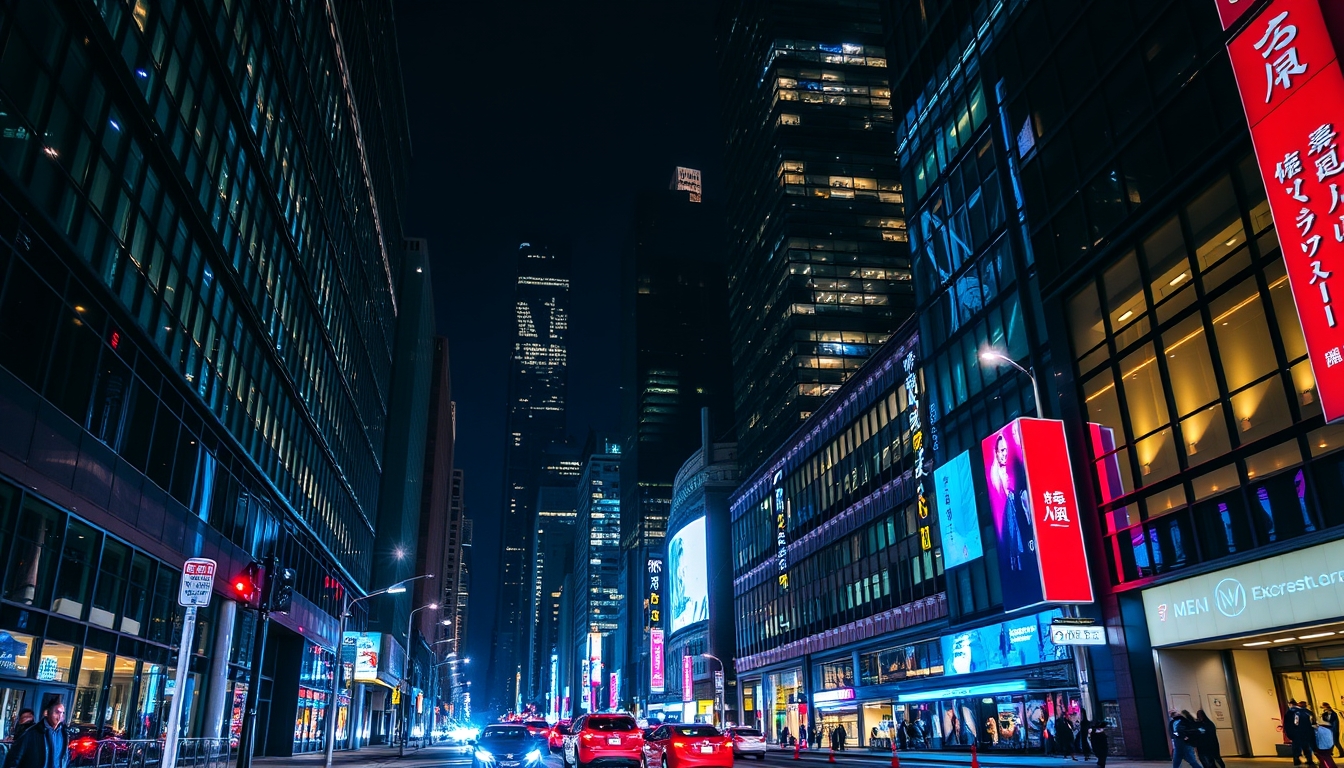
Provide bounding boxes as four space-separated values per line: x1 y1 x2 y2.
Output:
473 724 547 768
725 727 767 760
563 714 644 768
525 720 551 740
549 720 572 752
641 724 731 768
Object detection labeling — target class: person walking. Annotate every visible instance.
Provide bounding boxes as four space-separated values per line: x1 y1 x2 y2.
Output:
1090 722 1108 768
1323 703 1342 758
1 709 35 768
1059 714 1077 760
1171 711 1200 768
836 723 847 752
1079 711 1092 761
1290 701 1318 767
5 698 68 768
799 724 808 749
1045 712 1056 756
1317 721 1340 768
1195 710 1226 768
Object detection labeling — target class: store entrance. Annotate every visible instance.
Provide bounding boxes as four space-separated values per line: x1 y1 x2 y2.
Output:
1155 620 1344 757
817 708 859 750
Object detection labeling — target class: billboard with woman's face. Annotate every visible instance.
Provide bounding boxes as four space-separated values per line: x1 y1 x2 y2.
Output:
982 421 1044 610
668 516 709 633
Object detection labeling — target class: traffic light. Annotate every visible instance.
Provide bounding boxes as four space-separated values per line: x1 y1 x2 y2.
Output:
270 567 297 613
232 561 264 606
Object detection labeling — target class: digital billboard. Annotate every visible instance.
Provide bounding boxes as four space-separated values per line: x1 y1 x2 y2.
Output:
933 451 983 568
346 632 381 682
942 610 1067 676
650 629 665 694
982 418 1093 610
668 516 708 633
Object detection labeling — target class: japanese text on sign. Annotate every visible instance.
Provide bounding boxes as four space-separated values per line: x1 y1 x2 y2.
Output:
178 558 216 607
905 350 933 551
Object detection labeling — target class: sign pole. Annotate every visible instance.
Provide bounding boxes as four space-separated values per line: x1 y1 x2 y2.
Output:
162 606 197 767
164 557 217 768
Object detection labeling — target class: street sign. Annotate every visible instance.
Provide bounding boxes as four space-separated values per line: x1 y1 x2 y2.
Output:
713 670 724 694
1050 622 1106 646
179 558 217 607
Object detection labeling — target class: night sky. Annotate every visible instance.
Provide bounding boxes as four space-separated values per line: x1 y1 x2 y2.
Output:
394 0 721 693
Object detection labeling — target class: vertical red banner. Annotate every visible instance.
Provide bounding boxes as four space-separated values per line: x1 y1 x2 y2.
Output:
1213 0 1260 30
650 629 665 693
1226 0 1344 422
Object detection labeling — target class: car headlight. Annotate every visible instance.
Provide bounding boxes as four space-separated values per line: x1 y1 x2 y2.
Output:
526 749 544 763
476 750 495 763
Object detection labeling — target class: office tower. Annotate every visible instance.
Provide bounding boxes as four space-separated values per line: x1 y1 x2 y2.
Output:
0 0 410 756
525 442 580 710
492 242 571 712
717 0 916 467
618 179 735 710
414 339 457 716
452 511 473 719
572 436 623 713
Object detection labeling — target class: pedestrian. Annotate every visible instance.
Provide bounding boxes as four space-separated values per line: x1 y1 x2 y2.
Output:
1323 703 1342 758
1059 714 1076 760
897 720 907 751
799 724 808 749
1079 710 1092 761
1195 710 1226 768
836 723 847 751
4 697 68 768
1318 722 1340 768
781 726 792 747
1171 710 1200 768
1 709 34 768
1045 711 1056 756
1290 701 1318 767
1090 722 1108 768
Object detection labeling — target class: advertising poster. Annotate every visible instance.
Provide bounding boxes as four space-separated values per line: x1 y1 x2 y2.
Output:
942 610 1066 676
650 629 665 693
668 517 709 633
682 655 694 703
982 421 1044 610
982 418 1093 609
933 451 983 568
346 632 380 682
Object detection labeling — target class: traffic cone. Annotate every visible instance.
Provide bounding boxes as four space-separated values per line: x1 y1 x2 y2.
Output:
829 745 836 764
970 744 980 768
891 741 900 768
794 740 801 760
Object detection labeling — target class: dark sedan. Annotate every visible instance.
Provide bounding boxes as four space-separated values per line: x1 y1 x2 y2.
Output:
474 724 548 768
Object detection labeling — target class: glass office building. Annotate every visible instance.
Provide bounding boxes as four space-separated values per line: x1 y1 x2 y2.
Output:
717 0 917 467
0 0 411 756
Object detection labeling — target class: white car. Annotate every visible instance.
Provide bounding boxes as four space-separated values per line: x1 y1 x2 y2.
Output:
727 727 767 760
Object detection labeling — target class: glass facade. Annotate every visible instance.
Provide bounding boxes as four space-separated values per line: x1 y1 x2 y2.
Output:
719 0 916 467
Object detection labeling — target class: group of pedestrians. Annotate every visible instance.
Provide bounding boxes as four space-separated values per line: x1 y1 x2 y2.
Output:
1043 710 1107 765
1169 710 1226 768
778 723 849 751
1281 700 1343 768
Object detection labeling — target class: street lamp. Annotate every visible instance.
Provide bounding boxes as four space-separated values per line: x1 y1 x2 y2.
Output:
401 602 439 756
700 654 725 728
979 350 1042 412
323 573 433 768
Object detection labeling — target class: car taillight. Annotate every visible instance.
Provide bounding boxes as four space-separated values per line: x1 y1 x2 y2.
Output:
581 732 596 742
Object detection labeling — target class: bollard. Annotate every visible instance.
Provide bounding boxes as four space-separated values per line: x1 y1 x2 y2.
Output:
794 741 801 761
970 743 981 768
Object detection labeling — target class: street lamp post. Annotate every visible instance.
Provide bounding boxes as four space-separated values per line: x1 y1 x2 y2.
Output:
978 349 1095 716
323 573 433 768
401 602 439 756
700 654 725 728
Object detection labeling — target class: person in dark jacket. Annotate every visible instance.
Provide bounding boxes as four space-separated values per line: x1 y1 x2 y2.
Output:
1171 711 1200 768
1194 710 1226 768
1090 722 1108 768
835 724 848 751
1323 704 1342 759
1079 711 1092 761
5 699 68 768
1 709 35 768
1290 701 1319 767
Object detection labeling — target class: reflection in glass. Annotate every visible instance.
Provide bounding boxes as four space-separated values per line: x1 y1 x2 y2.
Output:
72 648 109 725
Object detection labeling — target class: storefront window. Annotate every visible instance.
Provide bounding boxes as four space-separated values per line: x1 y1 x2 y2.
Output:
107 656 137 735
767 668 803 743
859 640 943 686
36 640 75 683
131 664 167 739
820 659 855 690
4 496 64 607
72 648 109 725
0 630 33 675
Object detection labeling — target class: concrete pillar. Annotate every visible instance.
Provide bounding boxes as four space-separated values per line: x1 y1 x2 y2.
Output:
203 600 237 740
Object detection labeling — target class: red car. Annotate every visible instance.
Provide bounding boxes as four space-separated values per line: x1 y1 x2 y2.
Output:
641 724 731 768
563 714 643 768
550 720 573 752
525 720 551 739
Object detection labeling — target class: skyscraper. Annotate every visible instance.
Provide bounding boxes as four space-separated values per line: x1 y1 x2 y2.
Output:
572 435 623 714
0 0 411 757
717 0 916 466
618 178 734 710
525 442 581 710
492 242 570 712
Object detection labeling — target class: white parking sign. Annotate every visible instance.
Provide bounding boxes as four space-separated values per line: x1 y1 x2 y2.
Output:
179 558 217 607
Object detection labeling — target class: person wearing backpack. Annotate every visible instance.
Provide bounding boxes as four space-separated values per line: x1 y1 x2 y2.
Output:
1289 701 1318 767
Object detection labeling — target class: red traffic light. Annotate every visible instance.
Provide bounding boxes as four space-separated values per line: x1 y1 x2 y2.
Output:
233 561 263 604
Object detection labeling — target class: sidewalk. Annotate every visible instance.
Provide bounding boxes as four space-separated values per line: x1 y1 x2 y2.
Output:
761 747 1313 768
252 743 471 767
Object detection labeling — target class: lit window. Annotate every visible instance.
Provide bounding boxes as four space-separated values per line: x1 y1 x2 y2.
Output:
780 114 801 126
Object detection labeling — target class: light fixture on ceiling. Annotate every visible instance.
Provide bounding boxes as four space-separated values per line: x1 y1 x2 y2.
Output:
1169 272 1188 287
1273 637 1297 643
1298 632 1337 640
1118 310 1134 323
1243 641 1271 647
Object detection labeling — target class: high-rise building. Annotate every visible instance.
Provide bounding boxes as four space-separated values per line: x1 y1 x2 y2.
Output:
572 436 623 714
492 242 571 712
619 180 735 710
717 0 917 466
452 511 473 719
0 0 410 757
524 442 580 711
414 338 457 719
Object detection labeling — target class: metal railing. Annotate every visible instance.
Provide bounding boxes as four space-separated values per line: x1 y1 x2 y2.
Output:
68 737 231 768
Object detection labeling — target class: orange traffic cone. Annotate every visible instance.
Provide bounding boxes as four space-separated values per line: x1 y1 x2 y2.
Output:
970 744 981 768
829 745 836 764
794 741 801 761
891 741 900 768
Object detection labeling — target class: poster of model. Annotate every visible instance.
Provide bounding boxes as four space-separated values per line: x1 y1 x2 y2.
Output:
668 516 709 633
982 421 1045 610
933 450 983 568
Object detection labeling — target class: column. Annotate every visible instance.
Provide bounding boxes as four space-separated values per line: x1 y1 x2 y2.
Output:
203 600 237 740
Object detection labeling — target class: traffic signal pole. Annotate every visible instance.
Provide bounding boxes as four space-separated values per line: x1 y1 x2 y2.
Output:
235 605 271 768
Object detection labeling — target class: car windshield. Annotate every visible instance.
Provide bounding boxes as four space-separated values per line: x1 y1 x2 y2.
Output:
671 726 720 737
588 716 638 732
525 721 549 729
482 726 530 740
732 729 763 737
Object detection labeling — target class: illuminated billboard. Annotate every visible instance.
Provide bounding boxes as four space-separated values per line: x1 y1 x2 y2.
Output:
942 610 1067 676
668 516 708 633
650 629 665 694
982 418 1093 610
933 451 983 568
